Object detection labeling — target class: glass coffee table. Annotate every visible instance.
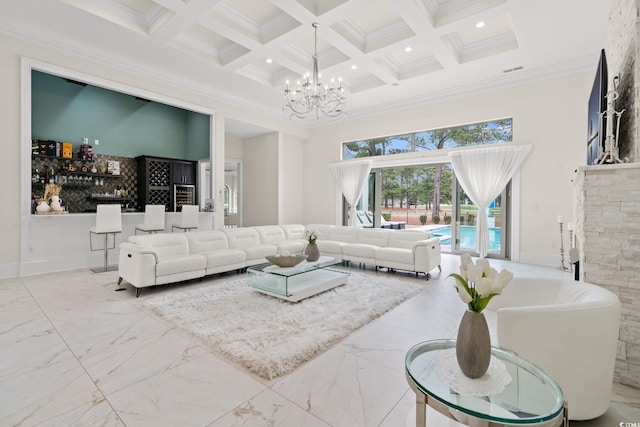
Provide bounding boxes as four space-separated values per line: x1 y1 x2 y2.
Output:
247 256 350 302
405 339 567 427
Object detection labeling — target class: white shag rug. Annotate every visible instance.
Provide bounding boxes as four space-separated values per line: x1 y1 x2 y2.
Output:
143 273 422 379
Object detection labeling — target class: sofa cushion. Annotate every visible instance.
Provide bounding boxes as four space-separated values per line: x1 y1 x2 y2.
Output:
317 240 346 256
244 244 278 261
306 224 333 241
281 224 307 241
156 254 207 277
327 226 358 243
130 233 190 260
224 227 262 249
356 228 390 247
342 243 378 259
185 230 229 253
375 247 413 264
200 249 246 268
253 225 286 245
278 240 306 254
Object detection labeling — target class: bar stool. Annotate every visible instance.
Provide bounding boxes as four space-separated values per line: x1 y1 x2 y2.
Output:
135 205 166 234
172 205 199 232
89 204 122 273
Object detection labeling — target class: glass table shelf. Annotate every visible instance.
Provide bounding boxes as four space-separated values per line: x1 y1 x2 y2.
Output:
405 339 566 427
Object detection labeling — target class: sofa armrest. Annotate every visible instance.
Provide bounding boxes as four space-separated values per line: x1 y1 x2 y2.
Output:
119 242 160 262
413 238 441 273
118 242 159 288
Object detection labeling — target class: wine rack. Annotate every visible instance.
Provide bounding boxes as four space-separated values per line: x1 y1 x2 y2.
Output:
137 156 196 212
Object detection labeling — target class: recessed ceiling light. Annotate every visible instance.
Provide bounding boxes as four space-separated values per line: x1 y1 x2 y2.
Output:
476 21 485 28
405 46 412 52
266 58 273 63
351 65 357 70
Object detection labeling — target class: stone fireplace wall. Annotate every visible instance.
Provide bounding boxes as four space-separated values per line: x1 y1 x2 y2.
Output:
574 0 640 389
577 164 640 388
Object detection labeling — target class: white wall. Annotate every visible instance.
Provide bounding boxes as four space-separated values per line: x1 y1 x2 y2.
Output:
225 135 244 159
243 132 279 226
304 71 593 266
279 134 305 225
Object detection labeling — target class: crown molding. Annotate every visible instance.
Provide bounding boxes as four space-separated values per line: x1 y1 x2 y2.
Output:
345 55 596 120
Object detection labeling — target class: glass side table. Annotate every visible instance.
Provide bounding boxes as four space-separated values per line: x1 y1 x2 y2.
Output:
405 339 567 427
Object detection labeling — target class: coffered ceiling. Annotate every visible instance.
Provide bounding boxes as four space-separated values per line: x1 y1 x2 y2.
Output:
0 0 607 125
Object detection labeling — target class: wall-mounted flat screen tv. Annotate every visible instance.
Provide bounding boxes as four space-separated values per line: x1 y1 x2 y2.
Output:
587 49 607 165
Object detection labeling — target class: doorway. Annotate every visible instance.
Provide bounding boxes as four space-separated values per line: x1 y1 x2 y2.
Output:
224 158 242 228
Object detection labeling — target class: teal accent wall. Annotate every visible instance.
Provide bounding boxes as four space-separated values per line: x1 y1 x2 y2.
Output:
32 71 210 160
186 111 211 161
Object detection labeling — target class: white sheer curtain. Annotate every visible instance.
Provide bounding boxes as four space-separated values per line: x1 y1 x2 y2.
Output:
449 145 531 258
329 160 372 226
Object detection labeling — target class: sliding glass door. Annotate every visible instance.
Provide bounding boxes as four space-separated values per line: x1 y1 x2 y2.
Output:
349 164 511 259
347 171 378 227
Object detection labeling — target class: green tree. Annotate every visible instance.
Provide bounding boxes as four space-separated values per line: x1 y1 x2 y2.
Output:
415 120 511 217
352 120 510 225
344 135 411 159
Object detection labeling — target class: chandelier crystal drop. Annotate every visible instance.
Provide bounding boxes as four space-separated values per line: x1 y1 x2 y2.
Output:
283 22 346 122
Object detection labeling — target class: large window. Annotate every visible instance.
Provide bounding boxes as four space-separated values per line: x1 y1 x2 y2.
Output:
343 119 512 159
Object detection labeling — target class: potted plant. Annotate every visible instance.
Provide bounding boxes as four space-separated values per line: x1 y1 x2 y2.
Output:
449 254 513 378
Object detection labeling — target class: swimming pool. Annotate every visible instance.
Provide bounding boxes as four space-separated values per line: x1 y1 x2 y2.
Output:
429 225 501 252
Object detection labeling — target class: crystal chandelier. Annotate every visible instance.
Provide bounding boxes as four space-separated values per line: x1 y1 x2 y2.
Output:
283 23 346 122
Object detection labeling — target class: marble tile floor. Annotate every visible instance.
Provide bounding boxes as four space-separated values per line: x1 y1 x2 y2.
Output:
1 253 639 426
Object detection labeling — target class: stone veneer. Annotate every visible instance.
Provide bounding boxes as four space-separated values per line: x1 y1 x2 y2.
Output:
573 0 640 389
607 0 638 162
575 163 640 388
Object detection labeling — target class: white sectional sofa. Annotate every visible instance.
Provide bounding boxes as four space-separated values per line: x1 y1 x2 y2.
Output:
307 224 441 278
117 224 441 296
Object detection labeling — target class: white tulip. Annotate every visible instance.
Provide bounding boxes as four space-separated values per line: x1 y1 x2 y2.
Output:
475 277 493 297
467 264 484 284
460 253 473 271
451 256 513 312
459 265 468 280
476 258 491 276
492 270 513 293
455 283 473 304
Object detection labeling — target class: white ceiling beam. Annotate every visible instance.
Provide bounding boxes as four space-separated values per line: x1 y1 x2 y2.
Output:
150 0 224 44
392 0 459 68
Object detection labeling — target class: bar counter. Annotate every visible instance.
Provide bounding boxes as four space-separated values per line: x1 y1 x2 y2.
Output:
22 211 214 276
